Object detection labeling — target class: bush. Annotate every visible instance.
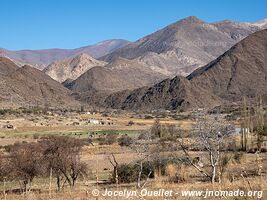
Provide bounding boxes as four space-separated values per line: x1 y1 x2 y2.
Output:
114 161 154 183
33 133 40 140
106 133 118 145
98 133 118 145
150 119 161 138
233 151 244 163
0 109 16 115
118 135 133 147
152 156 190 177
165 164 188 183
138 131 157 140
144 115 154 119
115 164 136 183
112 157 187 184
97 137 106 145
127 121 135 126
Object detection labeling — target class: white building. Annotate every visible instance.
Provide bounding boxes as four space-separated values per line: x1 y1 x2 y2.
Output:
88 119 100 125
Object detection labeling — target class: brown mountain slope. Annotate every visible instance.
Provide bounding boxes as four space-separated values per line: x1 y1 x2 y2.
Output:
68 57 167 94
188 28 267 101
104 76 221 111
101 16 265 76
43 53 107 83
103 29 267 111
0 57 19 76
69 66 134 94
0 58 79 108
66 57 167 105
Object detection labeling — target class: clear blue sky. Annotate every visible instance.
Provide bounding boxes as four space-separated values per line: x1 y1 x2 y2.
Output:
1 0 266 50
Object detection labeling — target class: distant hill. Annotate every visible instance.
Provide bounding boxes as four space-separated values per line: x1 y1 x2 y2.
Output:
101 16 266 76
43 53 107 83
103 29 267 111
0 39 129 69
0 57 79 108
66 57 167 104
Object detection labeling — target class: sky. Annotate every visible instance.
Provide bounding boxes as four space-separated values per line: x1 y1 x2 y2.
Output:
1 0 267 50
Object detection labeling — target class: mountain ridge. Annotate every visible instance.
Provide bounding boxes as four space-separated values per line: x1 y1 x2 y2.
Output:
102 28 267 111
67 57 168 94
0 57 79 108
0 39 129 69
100 16 266 76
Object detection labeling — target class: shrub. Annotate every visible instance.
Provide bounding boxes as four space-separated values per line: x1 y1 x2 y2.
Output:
150 119 161 138
144 115 154 119
127 121 135 126
33 133 40 139
98 133 118 145
118 135 133 147
138 131 157 140
115 164 136 183
165 164 188 183
106 133 118 145
112 157 187 184
114 161 154 183
233 151 244 163
97 137 105 145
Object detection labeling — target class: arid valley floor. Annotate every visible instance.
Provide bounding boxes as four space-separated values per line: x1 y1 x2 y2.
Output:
0 108 266 200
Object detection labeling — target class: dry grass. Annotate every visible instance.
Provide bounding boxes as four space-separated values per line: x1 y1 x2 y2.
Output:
1 112 266 199
0 113 192 146
2 176 266 200
2 146 265 199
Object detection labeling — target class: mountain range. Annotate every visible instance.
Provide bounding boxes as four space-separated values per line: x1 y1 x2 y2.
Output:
101 16 267 76
103 28 267 111
60 16 267 102
0 16 267 110
0 39 129 69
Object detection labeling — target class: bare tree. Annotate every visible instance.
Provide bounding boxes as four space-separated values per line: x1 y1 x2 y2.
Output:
41 137 65 191
253 96 266 152
8 142 45 192
108 154 119 188
131 132 154 188
177 114 234 183
240 97 252 151
176 138 211 180
151 119 162 138
196 115 234 183
0 153 11 182
41 136 88 189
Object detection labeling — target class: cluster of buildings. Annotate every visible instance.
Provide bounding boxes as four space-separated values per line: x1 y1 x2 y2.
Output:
88 118 114 126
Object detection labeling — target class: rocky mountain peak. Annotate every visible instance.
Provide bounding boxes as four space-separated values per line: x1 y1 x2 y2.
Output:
178 16 205 24
43 53 106 83
70 53 101 65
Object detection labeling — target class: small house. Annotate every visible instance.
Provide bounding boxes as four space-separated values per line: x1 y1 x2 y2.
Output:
88 119 100 125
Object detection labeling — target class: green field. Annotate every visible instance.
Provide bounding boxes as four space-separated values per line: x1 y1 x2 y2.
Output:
0 129 142 139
